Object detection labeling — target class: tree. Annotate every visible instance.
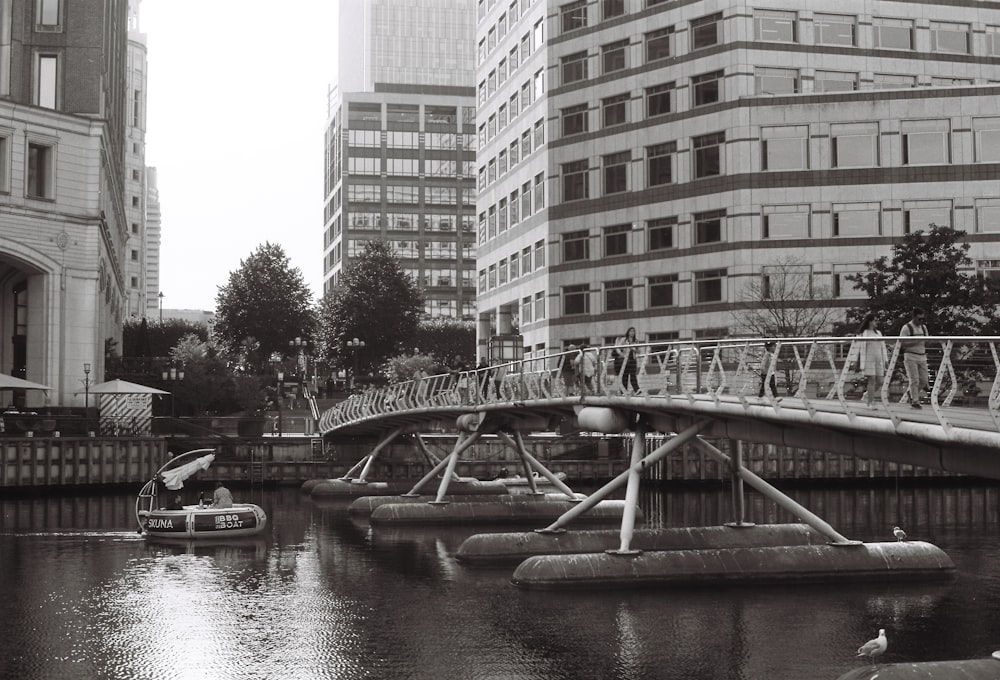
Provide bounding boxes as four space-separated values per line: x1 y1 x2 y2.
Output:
844 225 1000 335
122 317 207 357
318 240 423 375
214 242 315 372
731 256 839 338
414 318 476 366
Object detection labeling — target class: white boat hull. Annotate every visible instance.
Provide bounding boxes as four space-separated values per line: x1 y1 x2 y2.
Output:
139 503 267 539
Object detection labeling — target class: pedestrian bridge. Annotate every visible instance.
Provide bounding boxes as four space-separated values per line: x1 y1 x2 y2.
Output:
319 336 1000 481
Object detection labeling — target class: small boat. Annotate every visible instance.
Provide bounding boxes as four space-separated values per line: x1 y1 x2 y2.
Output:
135 448 267 539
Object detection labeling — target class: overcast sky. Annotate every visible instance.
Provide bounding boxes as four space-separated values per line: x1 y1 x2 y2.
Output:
142 0 338 312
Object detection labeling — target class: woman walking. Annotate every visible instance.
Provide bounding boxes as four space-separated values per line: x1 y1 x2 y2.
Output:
856 313 888 407
613 327 641 394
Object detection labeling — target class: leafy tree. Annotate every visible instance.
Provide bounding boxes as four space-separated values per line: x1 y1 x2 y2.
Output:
844 225 1000 335
731 256 839 338
122 317 207 357
214 242 315 372
318 240 422 375
384 352 441 384
414 318 476 366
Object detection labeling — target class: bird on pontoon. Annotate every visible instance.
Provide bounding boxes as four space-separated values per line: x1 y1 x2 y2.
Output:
857 629 887 667
893 526 907 541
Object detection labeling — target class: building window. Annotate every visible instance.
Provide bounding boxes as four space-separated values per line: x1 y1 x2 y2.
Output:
931 76 972 87
902 119 950 165
563 284 590 315
691 13 722 50
535 238 545 268
814 70 857 93
533 68 545 99
562 104 588 137
521 181 531 216
509 190 519 224
602 0 624 20
904 200 951 234
562 160 589 202
534 18 545 47
561 51 588 84
755 67 797 95
604 223 630 257
645 27 673 62
832 123 878 168
35 54 58 109
931 21 969 54
562 230 589 262
521 296 532 324
521 130 531 157
754 10 796 42
974 117 1000 162
693 132 724 178
694 268 726 304
873 73 915 90
534 290 546 320
605 279 632 312
692 70 722 106
646 82 674 117
26 142 52 199
693 209 725 244
763 204 810 238
761 264 812 300
975 199 1000 233
602 39 628 74
603 151 629 195
510 252 520 279
814 13 855 46
522 245 532 274
534 172 545 211
36 0 60 26
561 1 587 33
648 274 678 308
648 217 675 251
647 142 675 186
762 125 808 170
833 264 867 298
987 26 1000 56
130 249 138 261
833 203 881 236
873 17 913 50
602 93 628 127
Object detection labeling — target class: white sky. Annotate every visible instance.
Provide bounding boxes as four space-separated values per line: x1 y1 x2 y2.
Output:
141 0 339 311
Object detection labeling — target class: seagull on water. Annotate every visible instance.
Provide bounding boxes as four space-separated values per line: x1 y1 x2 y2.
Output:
893 526 907 541
857 629 887 666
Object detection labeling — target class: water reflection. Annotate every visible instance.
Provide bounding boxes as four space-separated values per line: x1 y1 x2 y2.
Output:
0 483 998 679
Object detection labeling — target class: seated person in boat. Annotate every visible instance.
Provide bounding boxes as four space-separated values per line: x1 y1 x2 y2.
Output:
164 494 184 510
212 481 234 509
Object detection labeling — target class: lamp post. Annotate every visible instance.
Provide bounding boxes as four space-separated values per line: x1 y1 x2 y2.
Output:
83 363 91 434
288 336 309 379
347 337 365 389
158 291 164 323
161 364 184 417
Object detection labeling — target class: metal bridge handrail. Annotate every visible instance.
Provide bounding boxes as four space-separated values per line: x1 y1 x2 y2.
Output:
317 336 1000 436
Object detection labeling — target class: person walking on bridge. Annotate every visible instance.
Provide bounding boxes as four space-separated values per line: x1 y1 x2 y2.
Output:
856 313 888 407
613 327 642 395
901 307 930 409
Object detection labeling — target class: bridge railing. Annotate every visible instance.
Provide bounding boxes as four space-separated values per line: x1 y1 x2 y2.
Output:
319 336 1000 434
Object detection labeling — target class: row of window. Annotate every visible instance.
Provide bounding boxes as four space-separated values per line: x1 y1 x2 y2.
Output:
557 4 999 59
347 130 478 152
336 209 475 234
424 299 477 320
346 157 476 180
477 173 545 245
403 267 477 289
478 118 544 191
543 259 1000 321
342 183 476 207
557 117 1000 203
479 239 546 293
343 239 475 263
346 102 476 128
477 0 542 71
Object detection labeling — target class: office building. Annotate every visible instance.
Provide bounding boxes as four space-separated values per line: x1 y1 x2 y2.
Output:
0 0 129 406
475 0 1000 357
126 0 149 318
323 0 479 321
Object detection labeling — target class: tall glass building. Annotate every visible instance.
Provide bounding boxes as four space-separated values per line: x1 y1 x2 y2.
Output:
475 0 1000 357
323 0 478 322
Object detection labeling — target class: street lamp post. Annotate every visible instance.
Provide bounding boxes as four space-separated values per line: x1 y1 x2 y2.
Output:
83 363 91 435
346 337 365 389
158 291 164 323
288 336 309 380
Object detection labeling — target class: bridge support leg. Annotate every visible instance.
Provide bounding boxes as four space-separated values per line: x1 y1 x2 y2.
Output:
726 440 754 528
338 455 370 482
412 433 462 482
693 437 857 545
537 420 712 534
608 422 645 556
496 430 578 500
400 431 483 498
430 431 484 503
352 427 405 483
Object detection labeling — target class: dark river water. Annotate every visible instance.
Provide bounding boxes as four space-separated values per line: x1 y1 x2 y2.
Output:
1 481 999 680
